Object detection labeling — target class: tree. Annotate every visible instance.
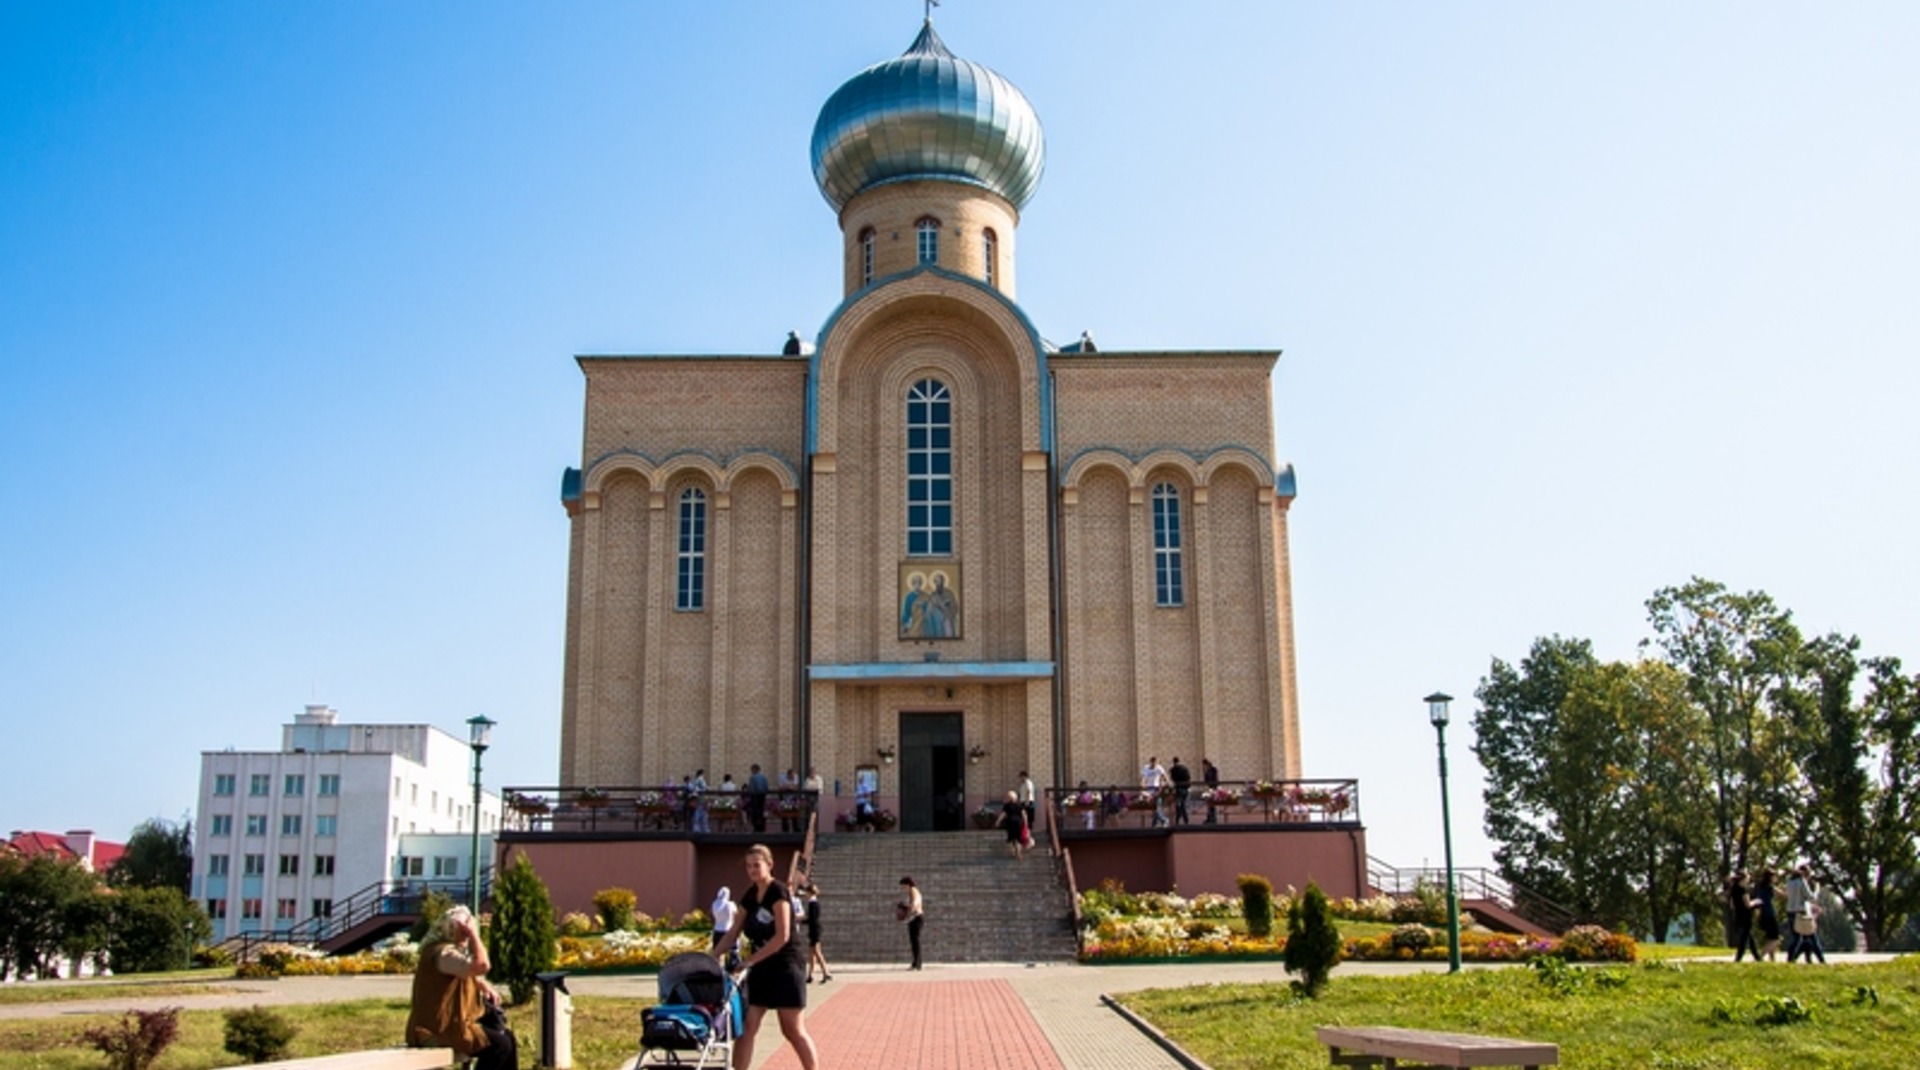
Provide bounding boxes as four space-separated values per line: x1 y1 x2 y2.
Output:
1282 882 1342 997
1645 578 1802 880
106 886 211 974
1783 639 1920 950
0 852 101 980
486 853 556 1005
110 817 193 894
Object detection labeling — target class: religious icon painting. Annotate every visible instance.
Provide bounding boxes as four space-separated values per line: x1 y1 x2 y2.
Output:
898 560 962 640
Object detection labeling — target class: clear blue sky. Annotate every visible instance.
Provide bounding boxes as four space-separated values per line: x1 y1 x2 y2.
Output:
3 2 1916 875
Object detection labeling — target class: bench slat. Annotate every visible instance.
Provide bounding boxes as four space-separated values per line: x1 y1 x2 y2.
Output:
1317 1026 1558 1068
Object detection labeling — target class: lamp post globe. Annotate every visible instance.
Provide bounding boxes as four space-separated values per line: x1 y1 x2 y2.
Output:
466 715 496 911
1423 692 1462 973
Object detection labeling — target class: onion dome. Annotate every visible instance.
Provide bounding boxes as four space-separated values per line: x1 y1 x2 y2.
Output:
811 20 1045 212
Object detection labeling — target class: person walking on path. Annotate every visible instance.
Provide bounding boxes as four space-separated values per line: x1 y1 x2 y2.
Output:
1785 864 1827 964
802 884 832 984
996 790 1030 860
1725 872 1760 962
1201 758 1220 824
1168 757 1192 825
1753 869 1783 960
898 876 925 970
712 844 820 1070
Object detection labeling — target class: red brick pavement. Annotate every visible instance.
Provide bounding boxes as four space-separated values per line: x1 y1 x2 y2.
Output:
758 979 1065 1070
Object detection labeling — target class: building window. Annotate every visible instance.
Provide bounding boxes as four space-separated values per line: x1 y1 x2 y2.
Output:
410 783 418 805
314 854 335 876
243 854 265 876
317 774 340 796
983 228 997 286
207 854 230 877
278 854 299 876
916 217 940 265
393 776 401 798
276 899 298 920
214 774 236 796
245 815 267 837
1152 482 1185 607
434 856 460 878
860 227 875 285
210 815 232 837
398 856 424 878
207 898 228 919
283 774 304 796
280 815 302 837
249 774 270 796
312 898 333 919
906 379 953 556
677 488 708 611
315 815 337 837
241 899 262 920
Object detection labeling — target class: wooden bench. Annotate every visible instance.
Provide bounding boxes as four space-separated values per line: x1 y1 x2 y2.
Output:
247 1048 458 1070
1316 1026 1558 1069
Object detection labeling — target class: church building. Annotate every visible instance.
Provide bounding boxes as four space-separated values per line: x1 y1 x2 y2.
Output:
557 20 1302 831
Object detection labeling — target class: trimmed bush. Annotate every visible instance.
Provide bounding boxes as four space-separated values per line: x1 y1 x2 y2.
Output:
592 887 637 932
1238 874 1275 938
223 1006 298 1063
1283 882 1342 997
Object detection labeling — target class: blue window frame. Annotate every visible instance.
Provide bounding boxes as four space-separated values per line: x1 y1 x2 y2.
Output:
676 488 707 611
1152 482 1185 607
906 379 953 556
916 218 940 265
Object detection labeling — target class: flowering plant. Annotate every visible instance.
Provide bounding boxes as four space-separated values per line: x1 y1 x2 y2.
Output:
1203 787 1240 806
1063 790 1100 808
708 795 739 812
1250 779 1281 796
634 791 664 808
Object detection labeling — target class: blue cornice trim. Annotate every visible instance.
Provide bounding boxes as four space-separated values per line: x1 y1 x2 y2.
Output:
808 660 1055 682
807 265 1053 456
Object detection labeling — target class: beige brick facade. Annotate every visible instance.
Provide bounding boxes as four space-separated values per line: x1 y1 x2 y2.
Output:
557 72 1301 821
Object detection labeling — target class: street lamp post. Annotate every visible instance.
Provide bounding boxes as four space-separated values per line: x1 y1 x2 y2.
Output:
1425 692 1462 974
466 715 495 911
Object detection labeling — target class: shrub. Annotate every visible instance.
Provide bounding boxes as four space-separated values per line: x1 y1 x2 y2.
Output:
1556 924 1637 963
1238 874 1275 939
1390 923 1434 953
487 854 557 1005
193 944 234 969
83 1007 180 1070
592 887 637 932
677 908 711 932
223 1006 298 1063
559 912 597 937
1283 882 1342 997
1753 995 1814 1026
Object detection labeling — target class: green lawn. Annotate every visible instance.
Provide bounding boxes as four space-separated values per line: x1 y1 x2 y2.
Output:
0 996 652 1070
1119 959 1920 1070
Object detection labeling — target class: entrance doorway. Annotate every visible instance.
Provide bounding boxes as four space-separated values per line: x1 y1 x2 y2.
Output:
899 711 964 831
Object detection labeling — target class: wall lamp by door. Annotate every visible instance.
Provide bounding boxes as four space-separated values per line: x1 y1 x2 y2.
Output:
877 744 896 765
968 744 988 764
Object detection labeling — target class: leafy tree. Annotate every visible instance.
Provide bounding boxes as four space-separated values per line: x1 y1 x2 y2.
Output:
1782 640 1920 950
106 886 211 974
110 817 193 894
1645 578 1802 880
59 887 114 978
1282 882 1342 997
0 852 101 979
486 854 556 1005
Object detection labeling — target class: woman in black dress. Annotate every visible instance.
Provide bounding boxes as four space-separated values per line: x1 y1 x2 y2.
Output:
802 884 831 983
713 844 818 1070
995 790 1029 860
1725 872 1759 962
1753 869 1782 961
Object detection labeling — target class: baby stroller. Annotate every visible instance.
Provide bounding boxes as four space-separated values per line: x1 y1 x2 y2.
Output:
638 952 743 1069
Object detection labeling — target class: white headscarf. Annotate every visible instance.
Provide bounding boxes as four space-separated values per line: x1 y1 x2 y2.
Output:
711 886 737 932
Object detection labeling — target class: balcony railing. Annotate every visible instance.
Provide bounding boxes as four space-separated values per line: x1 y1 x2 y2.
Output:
500 786 820 836
1045 778 1361 831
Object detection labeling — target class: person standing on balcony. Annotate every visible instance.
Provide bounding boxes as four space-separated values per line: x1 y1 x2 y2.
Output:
1140 756 1168 827
1201 758 1220 823
1168 758 1192 825
690 770 710 833
746 765 771 833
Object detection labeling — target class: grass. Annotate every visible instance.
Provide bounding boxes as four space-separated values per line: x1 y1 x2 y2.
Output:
0 995 653 1070
0 982 239 1007
1119 959 1920 1070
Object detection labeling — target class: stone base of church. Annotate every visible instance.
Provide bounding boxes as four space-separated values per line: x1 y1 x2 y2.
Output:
1062 824 1369 900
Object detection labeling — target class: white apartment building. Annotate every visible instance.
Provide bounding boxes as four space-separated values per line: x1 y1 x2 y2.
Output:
193 705 503 940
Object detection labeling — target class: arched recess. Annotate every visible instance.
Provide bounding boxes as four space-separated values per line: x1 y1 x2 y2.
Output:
1200 460 1272 771
1061 449 1136 492
1196 447 1280 493
1062 463 1137 783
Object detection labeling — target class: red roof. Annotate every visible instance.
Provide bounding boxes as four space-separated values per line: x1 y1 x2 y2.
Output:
5 831 127 872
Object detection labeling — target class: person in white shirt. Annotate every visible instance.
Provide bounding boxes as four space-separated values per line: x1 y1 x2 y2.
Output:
710 886 739 969
1140 757 1168 826
1017 771 1036 833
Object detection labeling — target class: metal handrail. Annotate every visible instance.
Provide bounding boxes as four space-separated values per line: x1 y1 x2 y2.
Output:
499 786 819 834
1367 856 1576 934
1046 778 1362 827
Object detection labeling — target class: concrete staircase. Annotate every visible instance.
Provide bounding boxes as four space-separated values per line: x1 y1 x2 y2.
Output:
803 830 1078 965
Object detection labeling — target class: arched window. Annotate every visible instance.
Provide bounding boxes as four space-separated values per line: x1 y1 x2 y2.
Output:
1151 482 1184 607
859 227 876 286
982 228 997 286
906 379 953 556
676 488 708 611
916 217 940 266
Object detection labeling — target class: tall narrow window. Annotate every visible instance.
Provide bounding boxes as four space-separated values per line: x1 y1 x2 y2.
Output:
916 217 940 265
982 228 997 286
677 488 708 611
860 227 876 285
1152 482 1185 606
906 379 953 556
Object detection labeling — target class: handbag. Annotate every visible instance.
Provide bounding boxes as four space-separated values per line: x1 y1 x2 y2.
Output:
1792 913 1817 936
